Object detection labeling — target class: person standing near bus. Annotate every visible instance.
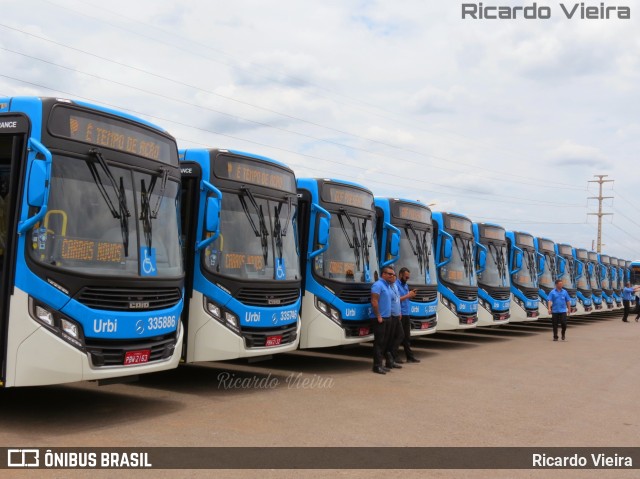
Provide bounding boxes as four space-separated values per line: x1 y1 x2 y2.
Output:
385 274 403 370
547 279 571 341
621 282 640 322
371 266 396 374
395 267 420 363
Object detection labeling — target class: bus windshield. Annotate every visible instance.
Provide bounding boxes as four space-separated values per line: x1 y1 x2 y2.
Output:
576 261 589 290
440 235 477 287
314 211 378 283
539 252 556 289
478 242 509 288
203 191 300 281
513 249 538 289
589 262 601 290
28 154 182 277
559 257 577 288
399 225 437 286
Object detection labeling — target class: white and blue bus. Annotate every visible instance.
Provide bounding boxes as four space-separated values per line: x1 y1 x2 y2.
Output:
0 97 184 387
535 237 556 320
598 254 615 310
555 243 578 314
297 178 379 347
573 248 593 315
179 149 300 361
473 222 510 326
432 212 478 330
506 231 539 322
375 198 438 334
586 250 604 311
609 256 623 309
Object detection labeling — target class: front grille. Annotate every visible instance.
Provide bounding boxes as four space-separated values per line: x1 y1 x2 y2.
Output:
483 285 510 300
411 286 437 303
76 286 182 311
455 287 477 302
241 323 297 348
343 319 373 338
522 287 539 300
235 287 300 307
338 286 372 304
85 333 177 367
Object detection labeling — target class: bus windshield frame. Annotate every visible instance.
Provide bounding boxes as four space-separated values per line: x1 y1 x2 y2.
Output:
202 188 300 282
27 153 182 278
439 232 477 287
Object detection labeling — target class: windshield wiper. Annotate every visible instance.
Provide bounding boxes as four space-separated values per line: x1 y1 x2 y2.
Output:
87 149 130 256
487 243 508 287
139 167 169 250
337 208 361 272
273 194 293 262
454 236 475 283
239 186 269 266
405 224 424 275
360 215 373 274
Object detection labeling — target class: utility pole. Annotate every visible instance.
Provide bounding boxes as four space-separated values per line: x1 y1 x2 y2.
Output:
587 175 614 253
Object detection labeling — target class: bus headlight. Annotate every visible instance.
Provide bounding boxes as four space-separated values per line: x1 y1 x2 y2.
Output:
204 298 241 335
225 312 239 332
35 305 54 326
28 297 85 351
315 298 341 324
315 298 329 315
206 302 221 319
61 318 79 338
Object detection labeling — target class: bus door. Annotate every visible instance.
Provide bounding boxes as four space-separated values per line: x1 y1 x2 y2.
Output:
179 161 202 358
0 115 29 384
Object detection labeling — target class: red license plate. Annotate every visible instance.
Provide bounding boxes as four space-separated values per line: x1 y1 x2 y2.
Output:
124 349 150 365
358 327 370 336
265 335 282 347
466 318 474 324
421 322 430 330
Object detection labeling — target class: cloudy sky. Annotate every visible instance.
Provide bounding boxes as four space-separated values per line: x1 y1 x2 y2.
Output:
2 0 638 259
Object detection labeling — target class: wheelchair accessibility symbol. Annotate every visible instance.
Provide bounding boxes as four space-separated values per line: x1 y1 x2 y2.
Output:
275 258 286 280
140 247 157 277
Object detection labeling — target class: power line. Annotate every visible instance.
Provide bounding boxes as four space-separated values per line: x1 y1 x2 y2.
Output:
0 20 585 191
0 72 588 210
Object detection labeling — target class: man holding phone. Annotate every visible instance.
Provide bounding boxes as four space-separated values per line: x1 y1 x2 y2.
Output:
395 267 420 363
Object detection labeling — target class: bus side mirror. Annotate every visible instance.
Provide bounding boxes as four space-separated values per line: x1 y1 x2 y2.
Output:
478 249 487 269
27 159 47 207
317 216 330 246
205 197 221 233
389 230 400 257
443 237 452 259
558 261 565 275
514 251 522 269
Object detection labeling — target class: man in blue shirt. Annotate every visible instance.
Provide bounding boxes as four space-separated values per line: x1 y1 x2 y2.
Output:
385 275 403 370
394 267 420 363
370 266 396 374
621 282 640 322
547 279 572 341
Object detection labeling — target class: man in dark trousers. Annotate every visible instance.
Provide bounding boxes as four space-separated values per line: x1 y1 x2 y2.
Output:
621 282 640 322
547 279 572 341
395 267 420 363
370 266 397 374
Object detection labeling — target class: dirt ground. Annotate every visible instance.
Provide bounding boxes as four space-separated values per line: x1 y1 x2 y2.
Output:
1 311 639 478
